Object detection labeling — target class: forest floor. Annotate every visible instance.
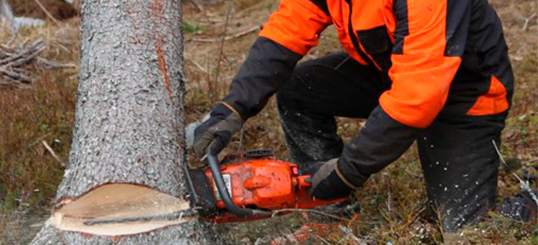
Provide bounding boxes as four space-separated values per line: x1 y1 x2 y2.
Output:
1 0 537 244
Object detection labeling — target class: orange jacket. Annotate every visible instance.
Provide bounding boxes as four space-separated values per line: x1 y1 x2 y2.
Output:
258 0 513 128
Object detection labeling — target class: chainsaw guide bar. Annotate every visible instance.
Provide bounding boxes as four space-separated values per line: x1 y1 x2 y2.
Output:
83 209 198 226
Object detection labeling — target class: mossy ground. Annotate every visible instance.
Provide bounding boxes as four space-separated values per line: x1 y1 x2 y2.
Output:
1 0 536 244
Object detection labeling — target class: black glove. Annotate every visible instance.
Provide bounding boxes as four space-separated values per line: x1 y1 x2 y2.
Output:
190 102 243 168
309 158 360 200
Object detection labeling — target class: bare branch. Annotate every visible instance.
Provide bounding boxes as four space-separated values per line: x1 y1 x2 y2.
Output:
492 140 538 207
191 25 261 42
0 38 74 88
0 39 44 65
189 0 204 12
42 140 65 167
0 66 32 83
33 0 61 25
522 12 537 31
36 57 77 69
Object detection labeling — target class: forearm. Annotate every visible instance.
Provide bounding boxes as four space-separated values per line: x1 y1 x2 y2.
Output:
337 107 420 187
222 37 302 120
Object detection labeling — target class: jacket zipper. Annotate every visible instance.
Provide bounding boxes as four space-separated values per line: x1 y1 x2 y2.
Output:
345 0 382 70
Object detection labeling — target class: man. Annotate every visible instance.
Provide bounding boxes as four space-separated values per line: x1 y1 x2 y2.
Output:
192 0 536 232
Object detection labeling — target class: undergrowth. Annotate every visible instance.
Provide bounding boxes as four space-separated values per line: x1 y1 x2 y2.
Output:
0 18 80 243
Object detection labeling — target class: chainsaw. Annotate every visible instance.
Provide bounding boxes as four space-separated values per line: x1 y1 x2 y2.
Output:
82 118 346 225
183 148 347 223
83 147 346 225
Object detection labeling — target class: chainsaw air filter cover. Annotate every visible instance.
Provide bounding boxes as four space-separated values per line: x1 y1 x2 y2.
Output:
187 149 347 223
206 149 299 211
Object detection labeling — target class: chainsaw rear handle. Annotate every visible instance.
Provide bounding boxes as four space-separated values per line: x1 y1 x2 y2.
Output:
206 144 272 218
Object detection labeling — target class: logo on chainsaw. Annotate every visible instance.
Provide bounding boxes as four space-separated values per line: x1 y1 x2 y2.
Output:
213 174 232 200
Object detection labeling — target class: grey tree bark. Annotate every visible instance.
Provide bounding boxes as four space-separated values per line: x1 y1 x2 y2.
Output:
30 0 215 244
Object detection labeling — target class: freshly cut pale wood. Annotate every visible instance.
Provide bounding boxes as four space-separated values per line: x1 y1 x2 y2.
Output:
53 184 193 236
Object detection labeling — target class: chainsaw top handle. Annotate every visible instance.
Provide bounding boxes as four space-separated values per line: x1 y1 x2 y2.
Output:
206 144 272 218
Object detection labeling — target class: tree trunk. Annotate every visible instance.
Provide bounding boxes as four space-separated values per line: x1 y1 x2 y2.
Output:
31 0 215 244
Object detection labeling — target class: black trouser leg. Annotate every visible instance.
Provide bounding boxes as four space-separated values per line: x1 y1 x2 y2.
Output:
276 53 389 174
276 54 533 230
418 113 507 232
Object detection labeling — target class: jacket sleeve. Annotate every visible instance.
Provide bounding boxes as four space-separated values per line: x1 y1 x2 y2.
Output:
222 0 332 119
380 0 468 128
337 0 470 187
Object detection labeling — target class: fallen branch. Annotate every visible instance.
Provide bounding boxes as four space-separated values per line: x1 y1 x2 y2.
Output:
198 18 223 24
33 0 61 25
186 58 208 73
523 157 538 165
9 45 46 67
191 25 261 42
492 140 538 207
0 38 73 88
188 0 204 12
42 140 65 167
36 57 77 69
0 66 32 83
521 12 537 31
0 39 44 65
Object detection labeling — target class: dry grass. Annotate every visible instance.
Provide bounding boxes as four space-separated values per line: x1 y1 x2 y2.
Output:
0 18 79 244
1 0 536 244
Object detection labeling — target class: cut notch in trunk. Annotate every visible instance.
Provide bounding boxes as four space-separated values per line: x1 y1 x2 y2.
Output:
53 183 193 236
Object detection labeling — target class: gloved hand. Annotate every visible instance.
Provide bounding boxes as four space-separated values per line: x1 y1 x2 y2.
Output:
309 158 360 200
190 102 243 169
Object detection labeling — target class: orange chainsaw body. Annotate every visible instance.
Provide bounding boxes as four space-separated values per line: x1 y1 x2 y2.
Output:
203 151 346 222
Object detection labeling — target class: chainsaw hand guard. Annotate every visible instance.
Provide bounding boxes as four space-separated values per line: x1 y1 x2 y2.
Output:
191 103 242 168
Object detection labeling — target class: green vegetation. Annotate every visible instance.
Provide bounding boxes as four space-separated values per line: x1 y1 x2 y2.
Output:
183 21 208 34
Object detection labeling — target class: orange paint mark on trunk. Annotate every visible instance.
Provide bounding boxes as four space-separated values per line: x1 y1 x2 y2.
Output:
150 0 172 102
110 236 121 244
151 0 164 18
155 38 173 102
